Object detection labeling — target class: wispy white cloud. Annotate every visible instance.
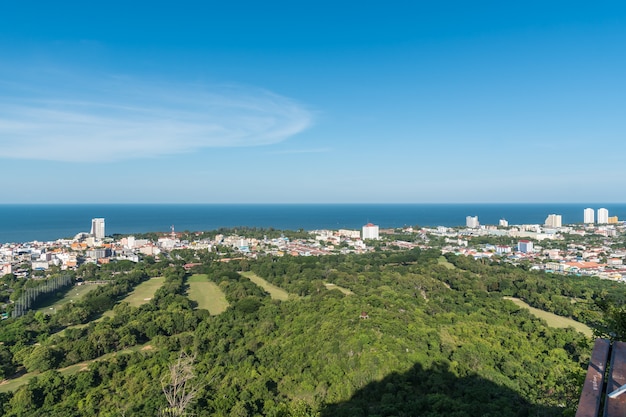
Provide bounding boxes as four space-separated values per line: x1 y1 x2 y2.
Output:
0 71 313 162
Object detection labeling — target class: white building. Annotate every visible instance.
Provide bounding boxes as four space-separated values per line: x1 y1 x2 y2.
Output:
466 216 479 228
90 218 105 240
362 223 380 240
32 260 49 270
499 219 509 227
584 208 595 224
544 214 562 228
517 240 534 253
496 245 511 254
158 237 177 250
598 208 609 224
338 229 360 239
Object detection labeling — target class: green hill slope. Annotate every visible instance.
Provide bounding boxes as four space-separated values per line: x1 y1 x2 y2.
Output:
0 250 600 416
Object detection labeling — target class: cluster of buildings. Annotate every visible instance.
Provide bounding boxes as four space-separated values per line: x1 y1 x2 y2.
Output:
583 208 619 224
446 209 626 280
467 208 620 230
0 219 385 277
1 211 625 282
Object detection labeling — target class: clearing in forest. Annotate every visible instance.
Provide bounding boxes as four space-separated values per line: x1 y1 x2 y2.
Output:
240 271 290 301
323 282 354 295
0 343 153 394
36 282 106 314
437 256 456 270
187 274 229 315
120 277 165 308
95 277 165 321
504 296 593 337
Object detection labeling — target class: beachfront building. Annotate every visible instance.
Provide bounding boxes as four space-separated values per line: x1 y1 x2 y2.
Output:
584 208 595 224
90 218 105 240
466 216 479 229
598 208 609 224
362 223 380 240
544 214 562 228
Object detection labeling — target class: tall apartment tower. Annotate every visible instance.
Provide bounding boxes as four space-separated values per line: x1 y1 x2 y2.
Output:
90 218 105 240
597 208 609 224
583 208 595 224
544 214 562 228
466 216 479 228
362 223 380 240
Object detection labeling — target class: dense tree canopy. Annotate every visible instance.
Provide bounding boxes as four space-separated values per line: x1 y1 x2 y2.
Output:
1 247 620 416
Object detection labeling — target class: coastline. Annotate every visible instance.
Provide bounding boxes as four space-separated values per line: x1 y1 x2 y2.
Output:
1 203 625 244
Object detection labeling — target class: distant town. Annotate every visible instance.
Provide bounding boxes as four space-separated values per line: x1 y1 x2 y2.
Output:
1 207 625 289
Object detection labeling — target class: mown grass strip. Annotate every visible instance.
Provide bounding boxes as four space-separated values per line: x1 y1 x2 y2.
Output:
36 283 106 314
0 343 154 393
240 271 290 301
187 274 229 315
504 296 593 337
438 256 456 270
323 283 354 295
120 277 164 307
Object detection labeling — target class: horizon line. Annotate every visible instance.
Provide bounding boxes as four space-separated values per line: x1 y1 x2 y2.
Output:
0 202 625 206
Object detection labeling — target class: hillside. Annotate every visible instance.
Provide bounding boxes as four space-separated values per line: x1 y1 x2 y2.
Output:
0 248 618 416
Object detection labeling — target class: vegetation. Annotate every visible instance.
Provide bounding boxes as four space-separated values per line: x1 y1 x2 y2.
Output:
120 277 165 308
1 246 623 416
35 282 105 314
240 271 291 301
186 274 229 315
504 297 593 337
322 283 353 295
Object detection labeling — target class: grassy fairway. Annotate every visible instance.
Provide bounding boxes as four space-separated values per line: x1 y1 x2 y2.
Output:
187 274 229 315
324 282 354 295
36 283 105 314
0 343 154 393
240 271 290 301
504 297 593 337
438 256 456 270
121 277 164 307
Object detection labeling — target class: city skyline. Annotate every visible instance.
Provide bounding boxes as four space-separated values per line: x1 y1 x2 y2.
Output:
2 2 626 203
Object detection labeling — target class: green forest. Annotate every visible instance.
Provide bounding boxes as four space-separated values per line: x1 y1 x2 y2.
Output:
1 248 624 416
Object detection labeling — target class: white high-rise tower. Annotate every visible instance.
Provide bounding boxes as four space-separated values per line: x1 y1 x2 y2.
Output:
466 216 479 228
362 223 379 240
90 218 105 240
583 208 595 224
597 208 609 224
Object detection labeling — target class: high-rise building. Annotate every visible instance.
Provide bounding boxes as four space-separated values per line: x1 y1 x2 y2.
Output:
598 208 609 224
90 218 105 240
544 214 562 228
466 216 479 228
362 223 379 240
583 208 595 224
499 219 509 227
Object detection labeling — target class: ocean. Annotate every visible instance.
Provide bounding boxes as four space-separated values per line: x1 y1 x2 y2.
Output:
0 203 624 244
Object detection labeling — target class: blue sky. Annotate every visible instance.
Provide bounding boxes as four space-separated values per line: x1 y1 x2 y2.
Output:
1 1 626 203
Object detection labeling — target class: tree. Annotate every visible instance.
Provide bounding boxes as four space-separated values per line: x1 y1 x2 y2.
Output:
160 351 202 417
0 345 16 379
23 345 61 372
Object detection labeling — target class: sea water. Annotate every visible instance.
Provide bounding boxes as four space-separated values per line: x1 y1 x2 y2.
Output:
0 203 624 243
